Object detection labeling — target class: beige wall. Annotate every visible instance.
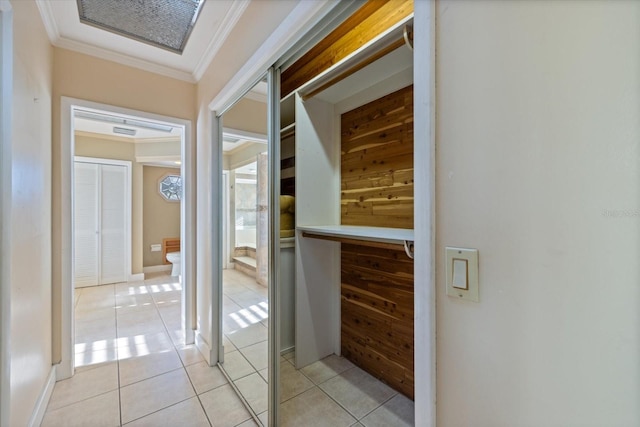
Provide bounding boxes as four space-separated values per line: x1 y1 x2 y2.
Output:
143 166 181 267
435 1 640 425
224 97 268 170
224 97 267 135
8 1 53 425
52 48 196 363
74 134 144 275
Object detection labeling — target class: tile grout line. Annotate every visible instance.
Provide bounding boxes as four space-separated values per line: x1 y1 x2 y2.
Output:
222 277 265 426
121 395 196 426
217 361 262 427
113 284 124 427
151 276 215 426
289 363 397 423
170 292 215 427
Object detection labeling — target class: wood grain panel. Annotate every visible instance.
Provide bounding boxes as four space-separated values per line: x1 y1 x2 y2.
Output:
281 0 414 98
341 85 413 229
341 243 414 399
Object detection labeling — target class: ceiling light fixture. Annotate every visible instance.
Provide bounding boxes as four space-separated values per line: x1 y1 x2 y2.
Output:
76 0 206 54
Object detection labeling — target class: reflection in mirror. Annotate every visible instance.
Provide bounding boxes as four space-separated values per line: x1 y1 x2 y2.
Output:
219 79 270 425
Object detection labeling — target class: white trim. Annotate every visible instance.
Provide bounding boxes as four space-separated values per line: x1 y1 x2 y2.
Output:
414 1 436 426
143 264 172 274
34 0 57 46
208 0 339 113
27 365 56 427
242 90 267 104
59 97 196 377
0 2 12 424
193 0 251 81
73 156 133 287
135 155 182 165
223 127 267 144
129 273 145 281
195 330 215 366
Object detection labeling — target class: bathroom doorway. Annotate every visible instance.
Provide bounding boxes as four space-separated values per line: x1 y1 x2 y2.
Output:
59 97 195 379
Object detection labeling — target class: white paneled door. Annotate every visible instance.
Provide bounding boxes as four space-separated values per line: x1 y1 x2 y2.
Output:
74 159 130 287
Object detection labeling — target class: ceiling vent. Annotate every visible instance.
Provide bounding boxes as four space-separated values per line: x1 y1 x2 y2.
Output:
76 0 206 54
113 127 137 136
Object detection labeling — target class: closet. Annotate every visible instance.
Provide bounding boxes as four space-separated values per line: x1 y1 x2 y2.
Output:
281 0 416 399
73 158 131 287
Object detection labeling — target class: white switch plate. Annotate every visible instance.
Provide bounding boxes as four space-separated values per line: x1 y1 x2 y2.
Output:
150 244 161 252
446 247 479 302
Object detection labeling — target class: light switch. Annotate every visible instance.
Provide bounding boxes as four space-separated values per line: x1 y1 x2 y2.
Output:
446 247 479 302
452 259 468 290
150 244 161 252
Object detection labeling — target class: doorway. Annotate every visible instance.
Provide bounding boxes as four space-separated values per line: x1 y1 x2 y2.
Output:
59 97 195 380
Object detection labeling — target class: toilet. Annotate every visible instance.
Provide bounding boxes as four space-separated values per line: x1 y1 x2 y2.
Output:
166 251 181 276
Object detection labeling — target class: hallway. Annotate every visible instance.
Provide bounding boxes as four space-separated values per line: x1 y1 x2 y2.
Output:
41 271 414 426
42 273 256 426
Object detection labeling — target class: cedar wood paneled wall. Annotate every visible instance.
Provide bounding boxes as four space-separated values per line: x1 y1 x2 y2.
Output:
341 85 414 229
340 85 415 399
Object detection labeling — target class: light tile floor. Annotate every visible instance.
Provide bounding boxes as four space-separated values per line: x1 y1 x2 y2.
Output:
221 269 415 427
42 270 414 427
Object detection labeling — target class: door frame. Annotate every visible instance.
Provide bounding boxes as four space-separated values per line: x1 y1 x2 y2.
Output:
0 1 12 424
73 156 132 287
58 97 196 379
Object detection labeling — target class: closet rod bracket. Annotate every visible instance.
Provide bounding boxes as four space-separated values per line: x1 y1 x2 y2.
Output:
404 240 414 260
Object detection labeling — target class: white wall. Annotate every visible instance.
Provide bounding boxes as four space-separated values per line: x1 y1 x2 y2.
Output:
8 0 53 424
435 1 640 425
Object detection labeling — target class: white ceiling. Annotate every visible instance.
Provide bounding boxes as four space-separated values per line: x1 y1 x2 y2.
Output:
35 0 251 82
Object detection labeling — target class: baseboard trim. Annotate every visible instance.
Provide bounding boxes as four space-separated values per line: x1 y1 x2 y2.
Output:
281 346 295 357
195 331 214 366
28 364 56 427
143 265 172 274
128 273 145 281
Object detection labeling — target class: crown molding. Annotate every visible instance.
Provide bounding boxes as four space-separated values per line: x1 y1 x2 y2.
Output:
242 90 267 104
193 0 251 82
223 127 267 143
35 0 59 44
35 0 218 83
75 130 133 143
135 155 181 165
134 136 182 144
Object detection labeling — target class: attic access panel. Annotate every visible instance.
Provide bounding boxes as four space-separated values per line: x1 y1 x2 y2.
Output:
77 0 205 54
